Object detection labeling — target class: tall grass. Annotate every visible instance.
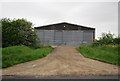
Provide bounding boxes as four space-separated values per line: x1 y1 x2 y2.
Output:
2 45 53 68
77 45 119 65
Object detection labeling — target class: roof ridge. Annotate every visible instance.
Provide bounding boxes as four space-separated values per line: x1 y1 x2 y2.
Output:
34 22 95 30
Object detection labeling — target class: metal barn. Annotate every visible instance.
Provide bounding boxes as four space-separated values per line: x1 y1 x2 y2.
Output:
34 22 95 46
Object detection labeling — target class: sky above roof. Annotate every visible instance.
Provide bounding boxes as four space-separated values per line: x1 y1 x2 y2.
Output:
0 0 119 39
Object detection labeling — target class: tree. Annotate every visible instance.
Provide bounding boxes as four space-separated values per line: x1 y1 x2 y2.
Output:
1 18 38 47
98 32 114 45
1 18 13 47
92 32 120 46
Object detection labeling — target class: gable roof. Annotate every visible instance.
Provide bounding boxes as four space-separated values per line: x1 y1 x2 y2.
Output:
34 22 95 30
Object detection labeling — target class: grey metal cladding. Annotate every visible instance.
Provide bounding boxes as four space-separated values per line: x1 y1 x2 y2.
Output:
63 30 72 45
44 30 54 45
36 30 44 44
35 22 95 46
83 30 93 44
54 30 63 45
36 29 94 46
62 30 83 46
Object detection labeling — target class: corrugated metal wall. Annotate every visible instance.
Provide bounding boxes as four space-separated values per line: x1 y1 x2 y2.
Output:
36 30 93 46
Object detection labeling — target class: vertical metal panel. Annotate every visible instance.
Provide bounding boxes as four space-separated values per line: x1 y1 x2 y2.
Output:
36 29 94 46
36 30 44 44
62 30 83 46
72 30 83 46
63 30 72 45
54 30 63 45
44 30 54 45
83 30 93 45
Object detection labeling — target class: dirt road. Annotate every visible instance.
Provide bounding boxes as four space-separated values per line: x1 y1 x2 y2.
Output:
2 46 118 76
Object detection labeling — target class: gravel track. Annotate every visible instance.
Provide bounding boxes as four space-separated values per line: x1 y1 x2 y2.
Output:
2 46 119 76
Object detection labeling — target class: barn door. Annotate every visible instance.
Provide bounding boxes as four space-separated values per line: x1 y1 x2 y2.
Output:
63 30 83 46
54 30 63 45
63 30 72 46
72 30 83 46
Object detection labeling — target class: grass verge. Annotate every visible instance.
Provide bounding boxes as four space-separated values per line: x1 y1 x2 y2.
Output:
2 45 53 68
77 45 119 66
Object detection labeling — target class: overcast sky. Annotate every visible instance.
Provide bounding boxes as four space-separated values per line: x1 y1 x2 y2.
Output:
1 1 119 39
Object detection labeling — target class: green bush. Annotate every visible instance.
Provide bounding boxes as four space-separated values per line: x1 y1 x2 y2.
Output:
2 45 53 68
92 32 120 46
99 32 114 44
113 38 120 45
1 18 38 48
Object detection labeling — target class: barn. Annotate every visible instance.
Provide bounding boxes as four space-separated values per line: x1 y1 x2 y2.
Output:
34 22 95 46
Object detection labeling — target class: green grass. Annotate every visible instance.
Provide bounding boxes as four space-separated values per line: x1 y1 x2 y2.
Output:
2 45 53 68
77 45 119 66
